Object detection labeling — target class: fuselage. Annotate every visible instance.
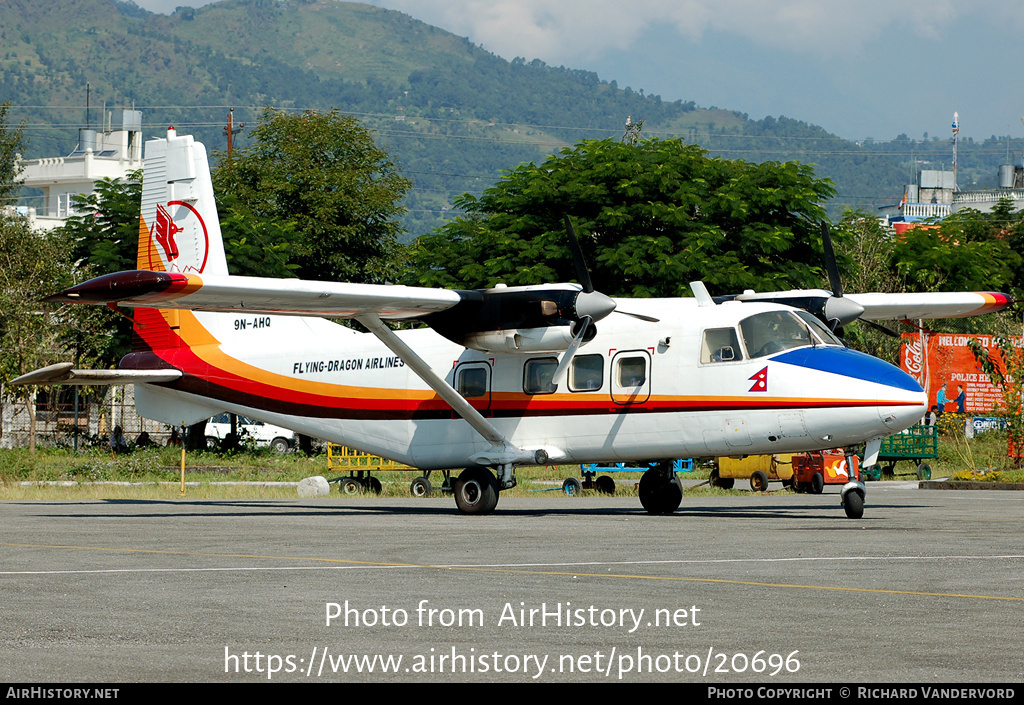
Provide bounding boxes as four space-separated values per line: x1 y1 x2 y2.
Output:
123 296 927 470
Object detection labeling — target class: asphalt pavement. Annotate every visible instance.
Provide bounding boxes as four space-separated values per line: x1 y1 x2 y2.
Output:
1 485 1022 683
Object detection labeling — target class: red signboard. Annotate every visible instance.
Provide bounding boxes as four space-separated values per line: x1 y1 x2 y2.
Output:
900 332 1018 415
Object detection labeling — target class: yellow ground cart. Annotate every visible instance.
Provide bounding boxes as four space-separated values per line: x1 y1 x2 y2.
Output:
326 444 447 497
711 454 795 491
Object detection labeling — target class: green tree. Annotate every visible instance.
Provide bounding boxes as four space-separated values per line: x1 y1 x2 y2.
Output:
0 102 25 205
969 336 1024 467
64 171 143 274
218 193 301 279
833 209 902 294
831 209 905 360
59 172 144 366
890 208 1021 295
212 109 410 283
0 214 74 452
406 138 836 297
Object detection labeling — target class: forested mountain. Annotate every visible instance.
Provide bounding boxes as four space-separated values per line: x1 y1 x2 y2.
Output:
3 0 1021 238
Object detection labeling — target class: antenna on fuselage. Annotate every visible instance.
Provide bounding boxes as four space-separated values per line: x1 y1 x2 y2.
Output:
690 281 715 306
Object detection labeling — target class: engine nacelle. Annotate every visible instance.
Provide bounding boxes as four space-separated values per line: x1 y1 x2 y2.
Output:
463 326 576 353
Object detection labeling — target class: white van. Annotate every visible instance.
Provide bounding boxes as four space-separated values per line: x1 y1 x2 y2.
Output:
206 413 296 452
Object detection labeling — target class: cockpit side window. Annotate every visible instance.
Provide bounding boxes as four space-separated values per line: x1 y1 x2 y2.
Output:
739 311 813 358
701 327 743 363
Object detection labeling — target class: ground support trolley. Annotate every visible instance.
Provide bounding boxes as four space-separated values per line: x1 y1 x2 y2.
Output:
861 424 937 481
327 444 450 496
568 459 694 495
791 450 861 493
712 454 795 491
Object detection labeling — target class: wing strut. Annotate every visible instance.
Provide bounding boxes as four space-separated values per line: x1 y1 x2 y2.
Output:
356 315 544 480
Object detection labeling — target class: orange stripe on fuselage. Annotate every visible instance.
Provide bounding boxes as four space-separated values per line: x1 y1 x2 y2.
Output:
134 312 919 414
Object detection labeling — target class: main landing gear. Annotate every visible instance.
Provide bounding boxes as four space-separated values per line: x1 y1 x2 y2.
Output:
638 462 683 514
453 467 501 515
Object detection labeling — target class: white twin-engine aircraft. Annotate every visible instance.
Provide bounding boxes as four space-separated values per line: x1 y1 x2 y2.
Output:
17 129 1012 519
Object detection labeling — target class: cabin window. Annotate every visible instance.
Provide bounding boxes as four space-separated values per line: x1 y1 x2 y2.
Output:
701 327 742 364
616 356 647 387
457 367 487 398
569 354 603 391
524 358 558 394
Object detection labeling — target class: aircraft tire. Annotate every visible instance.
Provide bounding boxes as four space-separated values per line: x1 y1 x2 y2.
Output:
340 478 362 495
811 472 824 494
750 470 769 492
843 490 864 519
453 467 499 515
710 468 734 489
410 476 432 497
595 475 615 495
638 470 682 514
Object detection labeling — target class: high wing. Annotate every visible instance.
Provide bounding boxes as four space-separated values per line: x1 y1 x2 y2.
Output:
846 291 1011 321
729 288 1012 326
45 270 463 319
725 221 1014 329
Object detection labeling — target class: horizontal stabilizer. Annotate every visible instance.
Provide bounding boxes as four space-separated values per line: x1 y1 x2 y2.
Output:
10 362 182 386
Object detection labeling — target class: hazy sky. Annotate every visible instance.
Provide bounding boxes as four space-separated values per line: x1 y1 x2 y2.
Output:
130 0 1024 142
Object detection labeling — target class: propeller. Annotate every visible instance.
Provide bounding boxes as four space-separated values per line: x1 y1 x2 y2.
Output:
563 216 660 324
819 221 865 330
819 221 900 337
551 217 659 384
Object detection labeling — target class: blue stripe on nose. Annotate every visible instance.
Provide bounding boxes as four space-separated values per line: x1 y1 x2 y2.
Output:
771 347 923 393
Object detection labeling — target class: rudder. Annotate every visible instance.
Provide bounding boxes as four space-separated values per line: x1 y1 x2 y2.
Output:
136 128 228 276
132 128 228 353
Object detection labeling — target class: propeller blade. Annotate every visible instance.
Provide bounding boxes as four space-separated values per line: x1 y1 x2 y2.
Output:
614 309 660 323
820 221 844 299
563 215 594 294
551 315 592 386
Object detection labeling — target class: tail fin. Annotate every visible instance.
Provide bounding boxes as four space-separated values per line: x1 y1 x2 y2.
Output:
136 127 228 276
132 129 228 352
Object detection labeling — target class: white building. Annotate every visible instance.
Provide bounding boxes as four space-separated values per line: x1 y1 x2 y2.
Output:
18 110 144 231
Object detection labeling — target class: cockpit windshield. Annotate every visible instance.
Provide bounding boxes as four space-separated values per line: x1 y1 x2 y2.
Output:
739 310 843 358
794 310 845 346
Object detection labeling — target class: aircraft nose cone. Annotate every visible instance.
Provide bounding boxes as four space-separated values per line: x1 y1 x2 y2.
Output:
877 369 927 430
574 291 617 321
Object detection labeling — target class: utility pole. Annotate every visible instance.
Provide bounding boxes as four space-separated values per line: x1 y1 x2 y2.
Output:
224 108 245 157
622 115 644 145
952 111 959 192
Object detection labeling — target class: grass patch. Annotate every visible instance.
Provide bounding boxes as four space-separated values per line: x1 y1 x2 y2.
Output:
1 430 1020 501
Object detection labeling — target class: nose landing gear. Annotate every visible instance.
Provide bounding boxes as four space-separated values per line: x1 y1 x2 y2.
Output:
638 462 683 514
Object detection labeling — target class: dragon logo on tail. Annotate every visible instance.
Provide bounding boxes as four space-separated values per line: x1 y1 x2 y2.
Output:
153 204 182 262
